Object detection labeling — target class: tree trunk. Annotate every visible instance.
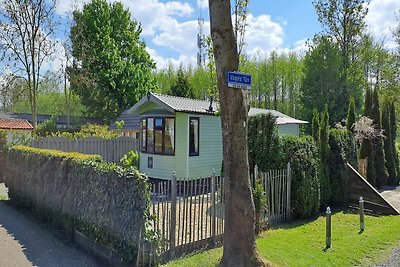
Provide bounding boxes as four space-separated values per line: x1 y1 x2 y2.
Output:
208 1 267 266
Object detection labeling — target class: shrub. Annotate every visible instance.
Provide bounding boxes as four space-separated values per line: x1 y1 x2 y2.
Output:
248 114 282 171
280 136 320 219
252 179 267 234
0 130 7 182
4 146 148 263
248 115 320 219
327 129 357 206
34 116 58 137
120 150 140 170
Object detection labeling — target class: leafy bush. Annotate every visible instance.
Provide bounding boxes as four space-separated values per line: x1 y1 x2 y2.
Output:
248 115 320 219
34 116 58 137
43 123 120 140
280 136 320 218
4 146 148 263
253 179 267 234
0 130 7 182
120 150 140 170
327 129 357 206
248 114 282 171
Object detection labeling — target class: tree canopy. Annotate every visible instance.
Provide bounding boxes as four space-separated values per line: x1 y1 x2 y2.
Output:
69 0 156 123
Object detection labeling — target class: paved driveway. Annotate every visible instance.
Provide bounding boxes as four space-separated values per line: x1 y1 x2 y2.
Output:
379 186 400 212
0 183 103 267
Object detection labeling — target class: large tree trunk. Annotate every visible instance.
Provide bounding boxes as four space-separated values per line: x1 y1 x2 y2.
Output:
208 1 267 266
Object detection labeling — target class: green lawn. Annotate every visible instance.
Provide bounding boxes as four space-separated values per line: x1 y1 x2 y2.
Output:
163 212 400 267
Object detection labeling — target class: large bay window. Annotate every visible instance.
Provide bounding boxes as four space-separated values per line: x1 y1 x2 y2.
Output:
141 117 175 155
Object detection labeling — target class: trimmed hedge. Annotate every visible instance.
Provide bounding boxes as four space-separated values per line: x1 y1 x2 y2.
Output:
327 129 357 206
0 130 6 182
248 115 320 219
248 115 358 218
280 136 320 219
4 146 148 263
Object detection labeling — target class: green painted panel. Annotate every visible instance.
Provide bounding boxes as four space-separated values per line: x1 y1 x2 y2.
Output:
188 115 222 178
277 124 300 136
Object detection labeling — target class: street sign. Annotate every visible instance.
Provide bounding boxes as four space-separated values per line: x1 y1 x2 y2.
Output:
227 71 251 90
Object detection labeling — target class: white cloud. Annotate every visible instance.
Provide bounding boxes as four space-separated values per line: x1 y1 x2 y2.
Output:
197 0 208 10
244 14 285 58
366 0 400 48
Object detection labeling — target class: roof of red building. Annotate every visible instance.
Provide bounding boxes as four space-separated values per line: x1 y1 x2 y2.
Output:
0 118 34 130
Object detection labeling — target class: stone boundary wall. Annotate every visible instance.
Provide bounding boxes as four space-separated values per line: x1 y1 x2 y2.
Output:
4 146 148 264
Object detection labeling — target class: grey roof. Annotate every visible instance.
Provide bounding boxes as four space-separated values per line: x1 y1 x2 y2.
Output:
128 93 308 125
109 112 140 130
128 92 217 115
248 108 308 125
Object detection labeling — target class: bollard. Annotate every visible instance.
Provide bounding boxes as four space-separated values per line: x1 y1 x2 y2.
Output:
326 207 331 248
359 197 365 231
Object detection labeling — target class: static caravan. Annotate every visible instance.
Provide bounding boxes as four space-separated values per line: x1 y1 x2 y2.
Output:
127 92 222 180
127 93 307 180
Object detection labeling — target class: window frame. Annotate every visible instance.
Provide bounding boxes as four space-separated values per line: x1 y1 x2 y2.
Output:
141 116 175 156
189 117 200 157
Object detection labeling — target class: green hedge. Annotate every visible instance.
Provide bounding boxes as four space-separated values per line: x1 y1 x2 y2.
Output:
0 130 6 182
4 146 148 263
327 129 357 206
280 136 320 218
248 115 320 219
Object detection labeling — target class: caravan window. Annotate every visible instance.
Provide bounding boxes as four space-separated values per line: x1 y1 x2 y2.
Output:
189 117 199 156
141 117 175 155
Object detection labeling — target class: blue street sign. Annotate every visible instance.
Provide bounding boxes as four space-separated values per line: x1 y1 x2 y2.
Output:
227 71 251 90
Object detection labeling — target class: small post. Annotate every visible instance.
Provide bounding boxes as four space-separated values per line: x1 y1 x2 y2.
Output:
326 207 331 248
211 168 216 246
359 196 365 232
254 165 258 188
286 162 291 221
169 171 177 259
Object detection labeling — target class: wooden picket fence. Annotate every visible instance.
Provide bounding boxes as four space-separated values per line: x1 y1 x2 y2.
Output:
251 163 292 225
31 136 139 163
136 165 291 265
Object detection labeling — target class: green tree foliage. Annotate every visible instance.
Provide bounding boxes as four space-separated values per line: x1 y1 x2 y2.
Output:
248 115 320 219
359 88 377 185
69 0 156 123
389 102 399 184
281 136 320 218
347 97 356 132
248 114 282 171
327 129 357 206
382 100 397 185
12 92 85 117
312 108 320 142
319 105 331 207
312 0 368 124
371 89 388 187
301 36 343 124
169 66 195 98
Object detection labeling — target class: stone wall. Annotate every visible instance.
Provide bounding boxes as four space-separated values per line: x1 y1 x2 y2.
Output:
4 146 148 263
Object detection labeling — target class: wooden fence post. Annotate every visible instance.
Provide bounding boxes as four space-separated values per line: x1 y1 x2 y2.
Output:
211 169 216 246
286 162 291 221
254 165 258 187
169 171 177 259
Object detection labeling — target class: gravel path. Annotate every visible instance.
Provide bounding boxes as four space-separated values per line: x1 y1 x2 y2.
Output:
0 186 103 267
375 244 400 267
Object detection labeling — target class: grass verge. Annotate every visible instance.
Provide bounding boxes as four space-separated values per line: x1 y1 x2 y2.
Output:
162 212 400 267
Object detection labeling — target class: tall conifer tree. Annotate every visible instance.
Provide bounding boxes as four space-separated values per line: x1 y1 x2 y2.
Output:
371 89 388 188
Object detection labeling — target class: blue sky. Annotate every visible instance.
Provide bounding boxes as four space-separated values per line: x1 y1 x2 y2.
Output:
5 0 400 73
